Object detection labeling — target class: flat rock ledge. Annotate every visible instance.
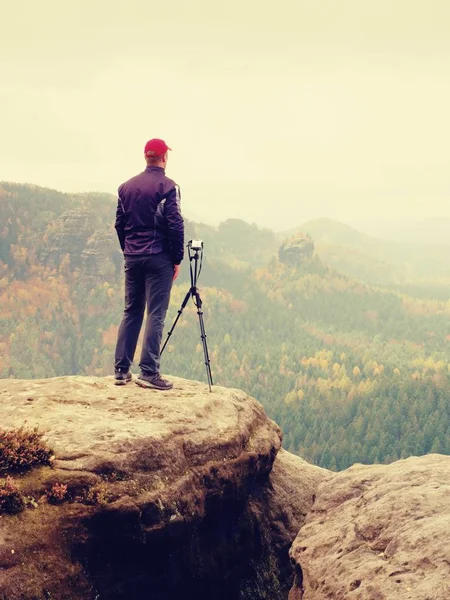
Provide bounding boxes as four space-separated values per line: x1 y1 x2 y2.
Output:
0 376 325 600
289 454 450 600
1 375 281 500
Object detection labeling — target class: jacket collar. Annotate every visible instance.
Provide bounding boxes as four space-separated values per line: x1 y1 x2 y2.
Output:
145 166 165 174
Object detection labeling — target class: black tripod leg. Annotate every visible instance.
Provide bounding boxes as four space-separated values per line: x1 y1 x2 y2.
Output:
198 311 213 391
193 289 213 391
160 288 193 355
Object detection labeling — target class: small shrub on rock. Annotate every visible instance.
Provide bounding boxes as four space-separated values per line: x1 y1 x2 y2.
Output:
0 427 53 473
0 476 25 515
85 483 110 506
46 482 68 504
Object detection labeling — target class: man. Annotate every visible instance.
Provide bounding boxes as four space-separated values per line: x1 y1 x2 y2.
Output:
113 138 184 390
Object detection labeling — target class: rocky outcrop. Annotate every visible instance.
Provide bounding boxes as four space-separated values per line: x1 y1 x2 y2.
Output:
41 210 119 275
81 230 117 277
4 377 447 600
0 376 325 600
278 233 315 266
289 454 450 600
42 209 95 269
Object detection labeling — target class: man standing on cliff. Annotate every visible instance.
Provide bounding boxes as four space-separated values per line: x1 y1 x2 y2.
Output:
113 138 184 390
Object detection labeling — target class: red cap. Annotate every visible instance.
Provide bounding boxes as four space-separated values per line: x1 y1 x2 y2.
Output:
144 138 171 157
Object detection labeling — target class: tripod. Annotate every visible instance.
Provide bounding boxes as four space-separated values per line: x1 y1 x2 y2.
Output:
161 240 213 391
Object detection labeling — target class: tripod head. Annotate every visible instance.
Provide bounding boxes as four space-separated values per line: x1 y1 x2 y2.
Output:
188 239 203 252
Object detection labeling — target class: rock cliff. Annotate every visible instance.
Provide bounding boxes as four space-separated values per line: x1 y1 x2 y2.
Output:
81 230 118 277
1 377 448 600
0 376 325 600
43 209 95 269
41 208 118 274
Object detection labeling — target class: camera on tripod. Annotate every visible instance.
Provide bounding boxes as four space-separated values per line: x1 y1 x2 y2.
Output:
188 239 203 251
161 239 213 391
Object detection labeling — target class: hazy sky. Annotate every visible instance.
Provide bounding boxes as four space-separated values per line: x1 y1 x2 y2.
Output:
2 0 450 230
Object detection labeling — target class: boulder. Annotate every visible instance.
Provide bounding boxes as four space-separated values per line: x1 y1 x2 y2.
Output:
289 454 450 600
0 376 325 600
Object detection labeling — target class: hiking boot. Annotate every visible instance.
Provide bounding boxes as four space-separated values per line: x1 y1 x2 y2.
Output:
114 369 132 385
135 373 173 390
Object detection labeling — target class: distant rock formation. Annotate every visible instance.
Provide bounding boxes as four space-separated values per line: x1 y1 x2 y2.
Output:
42 208 95 269
81 230 117 276
0 376 325 600
289 454 450 600
278 233 315 266
39 208 118 275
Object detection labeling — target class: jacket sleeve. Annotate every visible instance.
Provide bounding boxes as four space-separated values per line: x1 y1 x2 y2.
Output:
165 185 185 264
114 196 126 252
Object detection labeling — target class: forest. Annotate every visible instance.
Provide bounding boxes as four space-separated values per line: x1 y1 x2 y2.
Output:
1 182 449 470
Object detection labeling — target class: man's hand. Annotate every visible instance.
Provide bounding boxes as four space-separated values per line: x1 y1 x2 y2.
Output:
173 264 180 281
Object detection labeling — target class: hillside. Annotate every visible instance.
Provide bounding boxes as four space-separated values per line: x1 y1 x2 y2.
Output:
1 182 449 470
379 217 450 245
284 217 450 283
282 217 375 249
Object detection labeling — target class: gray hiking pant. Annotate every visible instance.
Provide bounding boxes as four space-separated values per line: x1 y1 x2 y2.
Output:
114 253 173 375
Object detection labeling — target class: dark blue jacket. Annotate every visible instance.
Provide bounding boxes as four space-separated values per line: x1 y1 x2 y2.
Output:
115 166 184 264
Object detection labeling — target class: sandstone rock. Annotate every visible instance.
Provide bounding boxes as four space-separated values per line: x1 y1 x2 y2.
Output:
247 450 328 597
289 454 450 600
278 233 315 266
81 229 116 277
42 208 95 268
0 376 325 600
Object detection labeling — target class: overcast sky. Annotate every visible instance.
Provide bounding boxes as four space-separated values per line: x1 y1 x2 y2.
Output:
1 0 449 230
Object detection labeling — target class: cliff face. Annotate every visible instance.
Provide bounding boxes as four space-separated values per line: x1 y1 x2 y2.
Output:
0 376 325 600
81 230 118 277
43 209 95 268
41 208 117 275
